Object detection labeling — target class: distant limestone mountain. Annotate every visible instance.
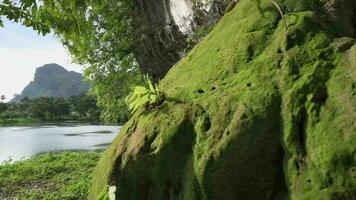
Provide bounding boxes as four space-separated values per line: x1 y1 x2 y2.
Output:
12 63 89 102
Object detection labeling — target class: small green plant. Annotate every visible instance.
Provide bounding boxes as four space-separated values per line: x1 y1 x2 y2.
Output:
125 75 166 114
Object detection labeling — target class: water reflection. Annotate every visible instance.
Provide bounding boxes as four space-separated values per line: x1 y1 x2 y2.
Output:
0 125 121 163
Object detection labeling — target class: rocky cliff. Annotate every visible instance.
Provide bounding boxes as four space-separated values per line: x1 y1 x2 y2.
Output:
12 64 89 101
90 0 356 199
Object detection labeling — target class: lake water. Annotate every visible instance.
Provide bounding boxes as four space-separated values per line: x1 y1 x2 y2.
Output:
0 124 121 163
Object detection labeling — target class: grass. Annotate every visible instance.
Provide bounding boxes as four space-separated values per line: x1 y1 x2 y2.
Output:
0 151 101 200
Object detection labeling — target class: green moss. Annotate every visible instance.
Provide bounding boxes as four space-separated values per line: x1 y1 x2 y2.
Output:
96 187 109 200
90 0 355 199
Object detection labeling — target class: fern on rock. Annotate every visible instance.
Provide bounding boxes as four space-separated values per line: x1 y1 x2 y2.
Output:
125 75 166 114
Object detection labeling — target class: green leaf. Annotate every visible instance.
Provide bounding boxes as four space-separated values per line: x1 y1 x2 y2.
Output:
133 86 148 95
145 74 155 93
150 94 158 104
155 83 160 95
125 74 166 114
131 94 149 113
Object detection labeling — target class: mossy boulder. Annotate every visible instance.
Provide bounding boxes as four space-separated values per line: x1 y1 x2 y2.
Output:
90 0 356 199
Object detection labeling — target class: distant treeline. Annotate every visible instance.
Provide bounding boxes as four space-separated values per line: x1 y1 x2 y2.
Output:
0 94 100 121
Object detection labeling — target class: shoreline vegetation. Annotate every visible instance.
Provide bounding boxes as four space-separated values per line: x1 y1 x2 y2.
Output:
0 151 101 200
0 95 102 124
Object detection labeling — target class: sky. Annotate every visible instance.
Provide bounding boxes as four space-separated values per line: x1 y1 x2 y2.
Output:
0 18 83 101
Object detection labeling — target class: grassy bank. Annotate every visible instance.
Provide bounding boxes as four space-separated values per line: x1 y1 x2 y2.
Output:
0 151 101 200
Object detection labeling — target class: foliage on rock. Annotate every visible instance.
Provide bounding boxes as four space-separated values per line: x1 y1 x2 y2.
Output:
126 75 166 114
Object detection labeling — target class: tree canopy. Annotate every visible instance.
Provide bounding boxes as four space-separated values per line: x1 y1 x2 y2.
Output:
0 0 143 122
